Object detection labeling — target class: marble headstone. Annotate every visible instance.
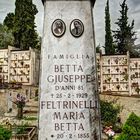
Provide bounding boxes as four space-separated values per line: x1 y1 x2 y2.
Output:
39 0 101 139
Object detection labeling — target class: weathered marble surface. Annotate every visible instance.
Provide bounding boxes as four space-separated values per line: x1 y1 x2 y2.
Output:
38 0 101 140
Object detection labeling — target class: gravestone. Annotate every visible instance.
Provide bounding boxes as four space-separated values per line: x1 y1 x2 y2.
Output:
7 92 13 112
39 0 101 139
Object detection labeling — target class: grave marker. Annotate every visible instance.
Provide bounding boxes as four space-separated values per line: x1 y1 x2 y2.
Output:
39 0 101 139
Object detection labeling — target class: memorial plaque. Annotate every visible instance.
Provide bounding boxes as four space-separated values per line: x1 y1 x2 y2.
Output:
39 0 101 140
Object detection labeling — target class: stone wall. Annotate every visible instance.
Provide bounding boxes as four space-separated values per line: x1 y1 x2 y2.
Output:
0 90 7 116
97 52 140 96
0 87 38 116
0 46 40 86
100 94 140 123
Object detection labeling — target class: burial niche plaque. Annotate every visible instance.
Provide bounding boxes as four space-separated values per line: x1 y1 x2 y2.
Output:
39 0 101 140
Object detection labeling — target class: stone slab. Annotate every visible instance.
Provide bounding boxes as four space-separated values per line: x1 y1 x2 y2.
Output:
38 0 101 140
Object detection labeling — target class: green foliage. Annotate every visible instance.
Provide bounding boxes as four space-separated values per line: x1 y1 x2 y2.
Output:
135 87 140 94
113 0 137 57
123 74 128 81
3 13 15 31
16 122 29 134
0 23 14 48
3 0 40 50
116 113 140 140
13 0 39 50
100 100 121 127
0 125 12 140
105 0 115 55
96 44 101 53
23 116 37 121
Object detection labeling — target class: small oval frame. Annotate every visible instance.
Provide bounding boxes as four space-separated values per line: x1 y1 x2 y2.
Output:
70 19 84 38
51 19 66 37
